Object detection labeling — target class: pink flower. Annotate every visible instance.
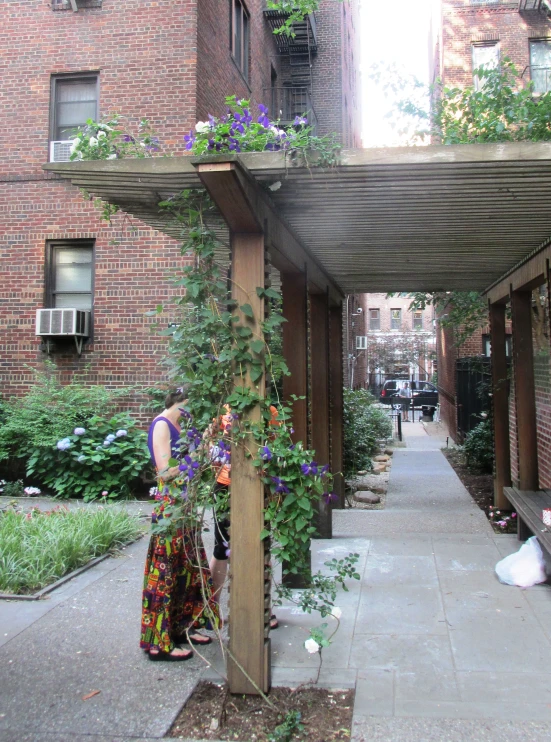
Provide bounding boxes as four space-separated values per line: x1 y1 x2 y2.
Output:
512 513 517 518
101 491 108 497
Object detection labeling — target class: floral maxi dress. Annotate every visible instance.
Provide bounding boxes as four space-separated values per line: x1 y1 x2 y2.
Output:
140 416 220 654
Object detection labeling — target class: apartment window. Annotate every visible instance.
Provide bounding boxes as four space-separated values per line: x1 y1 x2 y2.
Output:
369 309 380 331
47 241 94 310
51 74 98 142
472 42 499 90
413 311 423 330
390 309 402 330
230 0 250 80
483 334 512 357
530 40 551 94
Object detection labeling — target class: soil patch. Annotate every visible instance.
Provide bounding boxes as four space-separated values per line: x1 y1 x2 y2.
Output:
443 448 517 534
167 681 354 741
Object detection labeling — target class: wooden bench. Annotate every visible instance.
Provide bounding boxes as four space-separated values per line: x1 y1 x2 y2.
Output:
504 487 551 553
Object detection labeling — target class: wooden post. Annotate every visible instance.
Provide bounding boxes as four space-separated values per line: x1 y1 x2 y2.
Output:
227 232 270 695
310 291 332 538
329 303 345 509
489 301 512 508
510 289 538 491
281 272 308 444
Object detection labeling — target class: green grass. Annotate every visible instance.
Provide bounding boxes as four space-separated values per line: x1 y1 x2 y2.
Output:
0 506 144 594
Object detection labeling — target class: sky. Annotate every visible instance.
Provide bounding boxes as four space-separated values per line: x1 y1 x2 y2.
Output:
359 0 434 147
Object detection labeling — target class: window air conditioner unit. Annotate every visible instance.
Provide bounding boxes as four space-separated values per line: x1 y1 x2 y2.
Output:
50 140 73 163
36 308 90 355
356 336 367 350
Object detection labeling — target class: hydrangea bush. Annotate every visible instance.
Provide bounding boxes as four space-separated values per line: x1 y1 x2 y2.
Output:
27 413 151 501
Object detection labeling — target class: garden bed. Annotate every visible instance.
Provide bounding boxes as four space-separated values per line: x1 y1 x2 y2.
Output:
443 448 517 534
0 505 144 596
167 681 354 741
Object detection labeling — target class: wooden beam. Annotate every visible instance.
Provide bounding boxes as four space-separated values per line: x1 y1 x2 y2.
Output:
281 272 308 444
194 158 344 306
227 232 270 695
329 304 345 509
510 290 539 491
485 244 551 304
489 302 512 508
310 292 332 538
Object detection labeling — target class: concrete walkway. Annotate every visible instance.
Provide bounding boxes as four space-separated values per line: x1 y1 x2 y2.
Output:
2 424 551 741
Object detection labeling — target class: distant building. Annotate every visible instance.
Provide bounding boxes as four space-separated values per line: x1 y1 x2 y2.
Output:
345 294 436 391
1 0 360 411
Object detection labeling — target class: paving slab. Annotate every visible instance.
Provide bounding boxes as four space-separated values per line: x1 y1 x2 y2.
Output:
352 717 551 742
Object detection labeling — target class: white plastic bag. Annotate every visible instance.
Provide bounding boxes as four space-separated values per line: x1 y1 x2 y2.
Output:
495 536 547 588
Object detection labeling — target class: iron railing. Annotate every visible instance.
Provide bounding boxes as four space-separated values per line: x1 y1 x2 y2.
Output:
262 86 318 133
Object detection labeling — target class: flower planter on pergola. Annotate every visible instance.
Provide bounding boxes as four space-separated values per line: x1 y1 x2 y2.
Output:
45 142 551 693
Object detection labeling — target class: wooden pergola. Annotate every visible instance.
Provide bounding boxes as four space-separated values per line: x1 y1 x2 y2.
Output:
45 142 551 693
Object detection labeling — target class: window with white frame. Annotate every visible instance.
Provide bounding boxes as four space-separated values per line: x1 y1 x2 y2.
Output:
472 41 499 90
530 39 551 94
369 308 380 331
230 0 250 80
356 336 367 350
47 240 94 310
390 309 402 330
413 310 423 330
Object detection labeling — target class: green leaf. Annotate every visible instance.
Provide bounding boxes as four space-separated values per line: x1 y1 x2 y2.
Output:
250 365 264 383
250 339 265 354
240 303 254 319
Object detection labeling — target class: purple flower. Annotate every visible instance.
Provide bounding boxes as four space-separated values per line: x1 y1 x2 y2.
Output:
208 114 216 128
320 464 330 476
301 461 318 477
178 455 200 479
231 413 239 420
122 134 135 143
271 476 290 494
258 103 270 128
323 492 339 505
265 142 281 151
260 446 272 462
184 130 195 150
106 434 116 443
56 438 71 451
293 115 308 126
228 137 241 152
116 429 128 437
73 427 86 436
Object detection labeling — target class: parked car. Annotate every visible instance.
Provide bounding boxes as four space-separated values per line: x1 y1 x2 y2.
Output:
379 380 438 411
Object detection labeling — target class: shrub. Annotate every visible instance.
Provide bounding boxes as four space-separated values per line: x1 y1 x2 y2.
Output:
462 418 494 474
26 413 151 501
0 363 123 464
343 389 392 477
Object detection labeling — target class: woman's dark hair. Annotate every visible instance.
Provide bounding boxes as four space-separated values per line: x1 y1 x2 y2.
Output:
164 385 190 409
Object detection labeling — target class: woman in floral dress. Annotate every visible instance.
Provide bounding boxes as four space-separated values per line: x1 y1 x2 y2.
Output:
140 388 219 661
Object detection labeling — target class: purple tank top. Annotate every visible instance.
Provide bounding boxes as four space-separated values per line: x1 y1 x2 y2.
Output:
147 416 182 467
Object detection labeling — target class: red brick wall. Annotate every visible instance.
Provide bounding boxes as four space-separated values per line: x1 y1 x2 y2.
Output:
0 0 199 413
196 0 282 120
440 1 551 88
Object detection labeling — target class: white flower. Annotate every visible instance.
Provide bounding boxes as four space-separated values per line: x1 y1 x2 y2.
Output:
56 438 71 451
24 486 41 496
88 136 98 147
115 429 128 437
74 427 86 436
304 638 320 654
97 131 106 139
331 606 342 619
107 153 117 159
96 123 113 132
69 139 80 154
269 181 282 192
195 121 210 134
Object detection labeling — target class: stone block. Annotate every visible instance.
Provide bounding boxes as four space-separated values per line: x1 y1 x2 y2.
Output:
373 455 390 462
354 491 381 504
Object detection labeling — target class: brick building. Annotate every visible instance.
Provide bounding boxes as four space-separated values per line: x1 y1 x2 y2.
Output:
430 1 551 493
1 0 360 411
345 293 436 391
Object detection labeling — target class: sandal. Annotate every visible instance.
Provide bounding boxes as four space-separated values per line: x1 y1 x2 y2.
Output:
270 614 279 630
178 632 213 646
148 648 193 662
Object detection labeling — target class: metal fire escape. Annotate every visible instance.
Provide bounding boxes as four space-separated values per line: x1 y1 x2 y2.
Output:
264 9 318 129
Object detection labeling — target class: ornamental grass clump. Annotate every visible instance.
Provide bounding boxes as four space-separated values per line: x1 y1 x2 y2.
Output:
0 506 143 594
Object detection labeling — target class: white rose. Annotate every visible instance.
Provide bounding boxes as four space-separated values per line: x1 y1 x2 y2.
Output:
304 638 320 654
69 139 79 154
195 121 210 134
97 130 106 139
88 137 98 147
331 606 342 619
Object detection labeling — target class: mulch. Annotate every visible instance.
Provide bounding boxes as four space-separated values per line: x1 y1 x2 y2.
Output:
443 448 517 534
167 681 354 741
